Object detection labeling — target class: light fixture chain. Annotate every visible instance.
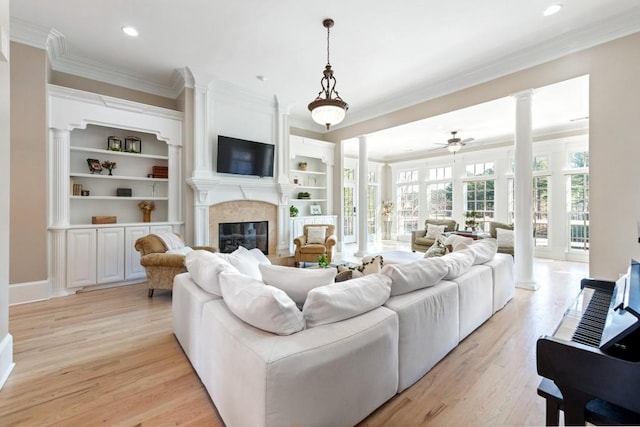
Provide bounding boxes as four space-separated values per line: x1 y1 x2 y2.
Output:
326 24 331 65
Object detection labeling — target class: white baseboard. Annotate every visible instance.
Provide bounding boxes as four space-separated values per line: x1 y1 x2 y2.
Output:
9 280 50 305
0 333 14 390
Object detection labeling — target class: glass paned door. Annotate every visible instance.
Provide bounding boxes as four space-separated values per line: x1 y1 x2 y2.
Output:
343 183 356 244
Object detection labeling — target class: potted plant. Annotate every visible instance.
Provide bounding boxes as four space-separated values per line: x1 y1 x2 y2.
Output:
317 253 330 268
464 210 480 231
289 205 299 217
297 191 311 199
101 160 117 176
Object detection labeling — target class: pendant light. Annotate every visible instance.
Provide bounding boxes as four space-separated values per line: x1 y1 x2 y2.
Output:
308 18 349 130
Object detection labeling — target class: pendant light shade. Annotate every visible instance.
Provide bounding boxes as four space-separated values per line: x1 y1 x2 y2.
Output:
308 19 348 130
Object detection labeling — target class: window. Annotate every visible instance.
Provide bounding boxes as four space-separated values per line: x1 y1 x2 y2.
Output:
569 151 589 168
367 169 379 237
465 161 495 177
568 173 589 252
464 180 495 231
396 169 420 234
533 176 549 247
426 167 452 219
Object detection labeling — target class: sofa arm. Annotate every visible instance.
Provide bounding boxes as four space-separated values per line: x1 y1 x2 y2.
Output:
139 252 186 268
293 235 307 247
192 245 218 253
411 229 426 241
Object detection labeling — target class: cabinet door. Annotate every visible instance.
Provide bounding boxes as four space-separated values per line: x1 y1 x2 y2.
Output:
150 225 174 234
97 228 125 284
125 226 149 280
67 229 97 288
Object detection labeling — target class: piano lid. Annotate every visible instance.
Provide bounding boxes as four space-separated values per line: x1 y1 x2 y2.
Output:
600 259 640 352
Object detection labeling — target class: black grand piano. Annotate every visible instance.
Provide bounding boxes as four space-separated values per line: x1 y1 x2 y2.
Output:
537 259 640 425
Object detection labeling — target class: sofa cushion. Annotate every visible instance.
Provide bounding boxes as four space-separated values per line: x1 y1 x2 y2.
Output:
185 250 238 296
381 257 449 296
215 246 262 280
303 274 392 328
425 224 446 240
442 234 474 250
443 248 476 279
219 270 305 335
258 264 336 306
469 238 498 265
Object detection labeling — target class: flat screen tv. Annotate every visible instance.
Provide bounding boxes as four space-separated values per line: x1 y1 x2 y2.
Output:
216 135 275 178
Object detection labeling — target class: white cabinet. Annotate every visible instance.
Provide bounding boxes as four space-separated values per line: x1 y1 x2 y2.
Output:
124 225 173 281
96 228 125 284
67 229 97 287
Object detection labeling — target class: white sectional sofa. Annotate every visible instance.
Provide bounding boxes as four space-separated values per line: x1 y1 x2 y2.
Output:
172 240 514 427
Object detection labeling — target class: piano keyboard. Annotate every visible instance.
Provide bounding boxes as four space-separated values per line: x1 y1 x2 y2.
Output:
554 287 613 347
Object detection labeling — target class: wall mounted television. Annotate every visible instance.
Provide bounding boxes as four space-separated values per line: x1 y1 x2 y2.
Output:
216 135 275 178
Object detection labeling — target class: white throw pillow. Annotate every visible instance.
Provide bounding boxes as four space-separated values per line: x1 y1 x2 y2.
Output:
302 274 392 328
219 270 305 336
381 256 449 297
306 226 327 244
259 264 336 306
185 250 238 296
425 224 446 240
443 248 476 279
496 228 514 248
215 246 262 280
469 238 498 265
442 234 474 249
248 248 271 266
166 246 194 256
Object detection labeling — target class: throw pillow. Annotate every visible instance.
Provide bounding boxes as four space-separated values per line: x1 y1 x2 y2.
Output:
166 246 194 256
442 234 474 250
497 228 515 248
469 238 498 265
219 270 305 336
185 250 238 296
258 264 336 306
425 224 446 240
302 274 392 328
442 248 476 279
381 256 449 296
424 240 449 258
215 246 262 280
248 248 272 266
361 255 384 275
306 226 327 244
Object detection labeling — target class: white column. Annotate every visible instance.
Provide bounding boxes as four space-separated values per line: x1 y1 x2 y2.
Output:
50 128 71 296
513 90 538 290
192 82 211 178
356 136 369 257
167 144 181 222
193 189 210 246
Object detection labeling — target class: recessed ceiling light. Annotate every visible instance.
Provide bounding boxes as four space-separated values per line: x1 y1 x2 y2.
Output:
256 75 268 82
122 26 139 37
543 4 563 16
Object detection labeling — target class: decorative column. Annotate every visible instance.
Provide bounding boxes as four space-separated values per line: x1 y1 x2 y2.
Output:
192 82 211 179
356 135 369 257
513 90 538 290
50 128 71 296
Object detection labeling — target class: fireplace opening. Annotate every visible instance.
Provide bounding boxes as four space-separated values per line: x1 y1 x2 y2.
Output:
218 221 269 254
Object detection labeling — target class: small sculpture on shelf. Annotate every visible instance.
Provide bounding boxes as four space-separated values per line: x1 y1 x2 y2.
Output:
298 162 308 171
138 200 156 223
101 160 117 176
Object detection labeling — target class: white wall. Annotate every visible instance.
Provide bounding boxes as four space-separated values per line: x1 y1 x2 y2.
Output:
0 0 15 389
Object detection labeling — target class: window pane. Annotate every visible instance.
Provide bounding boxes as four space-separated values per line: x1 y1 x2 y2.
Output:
568 173 589 252
464 179 495 231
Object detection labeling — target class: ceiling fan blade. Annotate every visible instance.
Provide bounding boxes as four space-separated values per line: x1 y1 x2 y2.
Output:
461 137 474 143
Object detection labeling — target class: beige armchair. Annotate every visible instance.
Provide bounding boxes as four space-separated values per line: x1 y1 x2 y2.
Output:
411 219 458 252
134 233 217 297
293 224 337 267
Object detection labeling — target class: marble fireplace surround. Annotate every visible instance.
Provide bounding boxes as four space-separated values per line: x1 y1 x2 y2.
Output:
210 201 278 256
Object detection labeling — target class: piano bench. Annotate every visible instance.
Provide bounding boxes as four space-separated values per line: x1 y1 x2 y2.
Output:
537 378 640 426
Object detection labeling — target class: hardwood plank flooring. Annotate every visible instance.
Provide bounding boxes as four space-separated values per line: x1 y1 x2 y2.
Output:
1 258 588 426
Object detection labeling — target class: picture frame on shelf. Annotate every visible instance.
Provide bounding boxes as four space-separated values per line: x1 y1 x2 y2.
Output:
125 136 142 153
107 136 123 151
86 158 103 174
310 204 322 215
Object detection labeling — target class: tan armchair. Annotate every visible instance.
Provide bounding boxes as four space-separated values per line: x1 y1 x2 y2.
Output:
293 224 337 267
411 219 458 252
134 233 217 297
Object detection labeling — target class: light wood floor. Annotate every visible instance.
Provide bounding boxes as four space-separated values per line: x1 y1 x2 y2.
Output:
1 257 588 426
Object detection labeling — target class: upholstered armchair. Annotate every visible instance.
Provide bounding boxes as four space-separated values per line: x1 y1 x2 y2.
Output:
293 224 337 267
134 233 217 297
489 221 515 258
411 219 458 252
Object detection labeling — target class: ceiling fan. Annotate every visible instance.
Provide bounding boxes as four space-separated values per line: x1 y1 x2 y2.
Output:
437 131 475 153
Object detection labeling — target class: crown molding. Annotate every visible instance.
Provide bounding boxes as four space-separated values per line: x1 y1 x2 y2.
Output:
9 17 50 49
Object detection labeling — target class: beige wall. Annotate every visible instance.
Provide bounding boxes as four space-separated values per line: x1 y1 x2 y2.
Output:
327 32 640 280
50 71 177 110
10 42 47 284
290 126 326 141
1 0 11 344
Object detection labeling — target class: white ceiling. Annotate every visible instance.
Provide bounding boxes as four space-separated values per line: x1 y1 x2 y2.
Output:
9 0 640 160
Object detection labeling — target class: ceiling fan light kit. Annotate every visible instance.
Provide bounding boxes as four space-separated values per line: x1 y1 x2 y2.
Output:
444 131 474 153
308 18 349 130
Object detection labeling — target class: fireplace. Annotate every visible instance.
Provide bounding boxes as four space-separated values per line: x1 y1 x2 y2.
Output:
219 221 268 254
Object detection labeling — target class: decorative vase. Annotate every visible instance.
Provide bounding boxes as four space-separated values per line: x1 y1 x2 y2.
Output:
142 210 151 223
